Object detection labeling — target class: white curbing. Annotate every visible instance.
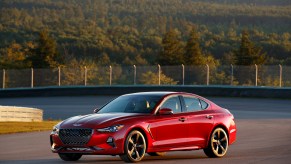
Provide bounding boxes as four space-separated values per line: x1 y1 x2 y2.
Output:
0 106 43 122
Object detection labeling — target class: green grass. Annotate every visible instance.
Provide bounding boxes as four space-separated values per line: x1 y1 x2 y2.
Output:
0 121 61 134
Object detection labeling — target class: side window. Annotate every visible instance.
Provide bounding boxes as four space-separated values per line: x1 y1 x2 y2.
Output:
160 97 182 114
184 97 202 112
200 99 208 109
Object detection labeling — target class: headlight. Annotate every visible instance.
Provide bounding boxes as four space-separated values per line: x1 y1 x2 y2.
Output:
52 122 62 134
97 125 124 133
52 126 59 134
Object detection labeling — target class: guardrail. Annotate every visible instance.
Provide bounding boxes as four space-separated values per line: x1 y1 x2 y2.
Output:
0 86 291 99
0 106 43 122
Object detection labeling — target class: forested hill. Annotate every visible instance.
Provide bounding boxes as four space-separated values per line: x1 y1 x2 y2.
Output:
0 0 291 68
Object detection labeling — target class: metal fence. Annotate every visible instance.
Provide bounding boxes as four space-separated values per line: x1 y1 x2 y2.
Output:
1 65 290 89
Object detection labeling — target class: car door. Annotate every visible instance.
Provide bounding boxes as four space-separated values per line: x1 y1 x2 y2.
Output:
182 96 214 148
150 96 190 149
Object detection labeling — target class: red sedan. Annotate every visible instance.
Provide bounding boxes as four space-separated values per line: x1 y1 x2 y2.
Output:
50 92 236 162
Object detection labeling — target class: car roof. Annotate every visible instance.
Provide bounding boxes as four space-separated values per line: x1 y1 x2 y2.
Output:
122 91 207 102
123 91 177 97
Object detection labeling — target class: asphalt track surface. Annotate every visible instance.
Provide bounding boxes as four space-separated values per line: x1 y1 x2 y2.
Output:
1 96 291 164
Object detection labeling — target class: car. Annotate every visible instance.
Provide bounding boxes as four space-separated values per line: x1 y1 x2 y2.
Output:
50 91 237 162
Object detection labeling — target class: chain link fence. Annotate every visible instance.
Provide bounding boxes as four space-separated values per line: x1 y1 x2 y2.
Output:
1 65 289 89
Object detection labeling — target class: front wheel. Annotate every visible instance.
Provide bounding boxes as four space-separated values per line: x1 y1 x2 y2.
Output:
203 128 228 158
120 130 146 162
58 153 82 161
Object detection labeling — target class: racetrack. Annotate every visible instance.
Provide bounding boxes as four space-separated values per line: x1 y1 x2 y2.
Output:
1 96 291 163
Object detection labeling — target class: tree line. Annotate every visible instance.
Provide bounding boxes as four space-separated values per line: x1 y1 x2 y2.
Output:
0 28 266 69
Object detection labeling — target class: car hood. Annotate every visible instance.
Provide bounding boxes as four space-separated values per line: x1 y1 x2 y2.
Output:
60 113 145 128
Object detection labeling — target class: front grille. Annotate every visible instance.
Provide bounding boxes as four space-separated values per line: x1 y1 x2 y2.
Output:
59 129 93 145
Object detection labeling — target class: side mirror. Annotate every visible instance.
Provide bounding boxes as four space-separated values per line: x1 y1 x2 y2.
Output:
93 108 99 113
158 108 174 115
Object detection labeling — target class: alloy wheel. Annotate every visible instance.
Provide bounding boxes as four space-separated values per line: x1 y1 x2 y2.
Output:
203 127 229 158
211 128 228 157
120 130 146 162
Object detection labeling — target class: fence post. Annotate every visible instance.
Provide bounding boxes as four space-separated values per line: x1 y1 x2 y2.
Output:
158 64 161 85
231 64 234 85
133 65 136 85
255 64 258 86
2 69 5 89
58 66 61 86
279 64 282 87
182 64 185 85
109 65 112 85
84 66 87 86
31 68 34 88
206 64 209 85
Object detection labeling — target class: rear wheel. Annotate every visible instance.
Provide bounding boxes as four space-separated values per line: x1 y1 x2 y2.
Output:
58 153 82 161
148 152 166 156
120 130 146 162
204 128 228 158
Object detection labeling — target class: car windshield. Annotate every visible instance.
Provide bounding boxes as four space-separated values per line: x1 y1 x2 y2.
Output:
97 95 162 114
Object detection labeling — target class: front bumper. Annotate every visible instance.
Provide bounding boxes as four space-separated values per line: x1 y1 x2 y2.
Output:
50 129 125 155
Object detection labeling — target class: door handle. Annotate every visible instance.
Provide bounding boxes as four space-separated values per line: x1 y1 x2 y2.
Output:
206 115 213 119
179 117 187 122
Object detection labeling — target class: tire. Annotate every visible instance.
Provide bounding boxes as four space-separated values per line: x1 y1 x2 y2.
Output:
147 152 166 156
58 153 82 161
203 127 228 158
120 130 147 162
